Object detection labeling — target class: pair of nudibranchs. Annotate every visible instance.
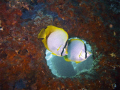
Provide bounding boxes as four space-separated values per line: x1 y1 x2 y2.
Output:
38 25 92 63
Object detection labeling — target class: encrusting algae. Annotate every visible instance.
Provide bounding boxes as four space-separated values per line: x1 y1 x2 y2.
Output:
0 0 119 89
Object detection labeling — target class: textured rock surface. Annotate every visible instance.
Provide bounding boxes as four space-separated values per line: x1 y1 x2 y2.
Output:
0 0 119 89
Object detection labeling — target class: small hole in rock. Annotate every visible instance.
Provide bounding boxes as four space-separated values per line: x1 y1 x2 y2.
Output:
0 51 7 59
45 39 93 78
18 49 28 55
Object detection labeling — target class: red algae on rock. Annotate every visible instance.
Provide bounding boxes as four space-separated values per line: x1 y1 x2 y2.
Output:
0 0 120 90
